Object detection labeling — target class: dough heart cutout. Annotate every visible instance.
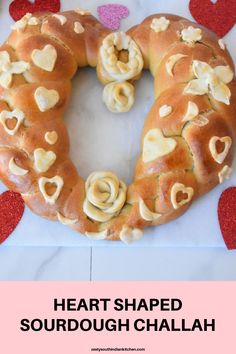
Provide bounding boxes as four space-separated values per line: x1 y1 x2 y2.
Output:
34 87 60 112
34 148 56 173
32 44 57 72
142 129 177 163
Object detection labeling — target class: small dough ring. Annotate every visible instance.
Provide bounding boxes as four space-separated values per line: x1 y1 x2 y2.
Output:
98 31 144 82
0 9 235 244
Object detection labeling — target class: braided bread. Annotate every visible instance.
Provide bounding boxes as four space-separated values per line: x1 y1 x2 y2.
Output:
0 9 235 243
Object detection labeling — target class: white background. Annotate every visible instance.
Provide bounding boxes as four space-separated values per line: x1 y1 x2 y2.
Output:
0 0 235 280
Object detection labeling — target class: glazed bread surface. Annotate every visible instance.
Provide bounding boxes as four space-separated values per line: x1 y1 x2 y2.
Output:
0 10 235 243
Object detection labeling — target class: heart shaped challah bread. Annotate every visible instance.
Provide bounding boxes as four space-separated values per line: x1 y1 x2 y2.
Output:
0 9 235 243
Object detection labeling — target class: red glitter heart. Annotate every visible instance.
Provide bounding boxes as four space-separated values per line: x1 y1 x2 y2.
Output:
218 187 236 250
0 191 25 244
9 0 61 21
189 0 236 37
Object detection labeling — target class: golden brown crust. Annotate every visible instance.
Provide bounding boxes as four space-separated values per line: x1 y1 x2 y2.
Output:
0 11 235 242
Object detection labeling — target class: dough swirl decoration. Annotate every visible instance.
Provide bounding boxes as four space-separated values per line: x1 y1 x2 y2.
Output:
0 9 235 243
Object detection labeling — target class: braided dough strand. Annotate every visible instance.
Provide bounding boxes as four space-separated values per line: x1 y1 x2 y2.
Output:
0 10 111 234
0 11 235 242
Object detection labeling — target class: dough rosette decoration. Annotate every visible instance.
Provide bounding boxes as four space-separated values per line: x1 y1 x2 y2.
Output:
99 32 143 82
103 81 135 113
83 172 127 222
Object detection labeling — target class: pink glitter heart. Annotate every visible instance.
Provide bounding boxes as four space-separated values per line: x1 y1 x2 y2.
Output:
98 4 130 31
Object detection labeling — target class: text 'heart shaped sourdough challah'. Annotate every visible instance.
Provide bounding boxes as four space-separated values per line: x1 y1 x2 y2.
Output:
0 9 235 243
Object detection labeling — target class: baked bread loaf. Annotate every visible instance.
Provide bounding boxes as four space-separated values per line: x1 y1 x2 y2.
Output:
0 9 235 243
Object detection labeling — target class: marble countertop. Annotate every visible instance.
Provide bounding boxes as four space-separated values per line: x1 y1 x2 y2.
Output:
0 246 236 280
0 0 236 280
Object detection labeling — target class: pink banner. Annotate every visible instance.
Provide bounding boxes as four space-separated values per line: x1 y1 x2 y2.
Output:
0 282 235 353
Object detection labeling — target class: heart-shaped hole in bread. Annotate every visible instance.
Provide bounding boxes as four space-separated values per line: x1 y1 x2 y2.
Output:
5 117 18 130
45 182 57 197
176 191 189 204
215 139 226 154
68 68 152 183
